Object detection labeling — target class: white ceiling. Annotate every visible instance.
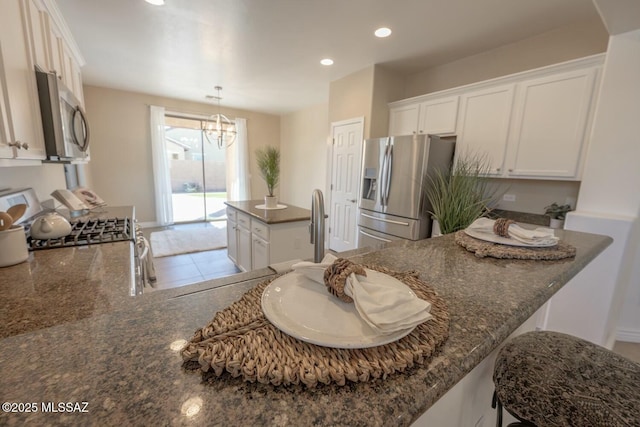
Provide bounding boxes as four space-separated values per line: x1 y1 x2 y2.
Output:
56 0 601 115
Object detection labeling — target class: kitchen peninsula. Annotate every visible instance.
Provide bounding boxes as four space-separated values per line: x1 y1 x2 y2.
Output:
0 229 611 426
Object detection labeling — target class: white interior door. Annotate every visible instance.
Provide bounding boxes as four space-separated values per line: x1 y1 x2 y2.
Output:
329 118 364 252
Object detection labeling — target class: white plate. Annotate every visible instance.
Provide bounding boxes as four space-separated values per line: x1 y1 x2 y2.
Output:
254 204 287 210
464 228 557 247
261 270 415 349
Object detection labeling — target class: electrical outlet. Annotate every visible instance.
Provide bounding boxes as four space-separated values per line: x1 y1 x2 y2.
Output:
503 194 516 202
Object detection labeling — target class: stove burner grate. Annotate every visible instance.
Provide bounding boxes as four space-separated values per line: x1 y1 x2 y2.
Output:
27 217 132 250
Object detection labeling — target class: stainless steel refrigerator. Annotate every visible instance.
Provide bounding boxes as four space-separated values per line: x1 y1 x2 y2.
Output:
357 134 455 249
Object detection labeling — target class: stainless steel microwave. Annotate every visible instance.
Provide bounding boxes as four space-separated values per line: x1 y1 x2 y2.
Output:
35 69 90 161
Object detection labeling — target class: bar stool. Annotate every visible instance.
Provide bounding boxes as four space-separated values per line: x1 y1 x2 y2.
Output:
492 331 640 427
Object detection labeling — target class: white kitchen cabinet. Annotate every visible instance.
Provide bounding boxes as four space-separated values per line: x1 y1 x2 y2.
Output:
226 215 238 265
505 68 597 179
226 204 314 271
0 0 46 162
389 96 458 136
389 54 603 181
236 212 252 272
456 85 515 175
24 0 49 72
252 236 270 270
417 96 459 135
388 104 419 136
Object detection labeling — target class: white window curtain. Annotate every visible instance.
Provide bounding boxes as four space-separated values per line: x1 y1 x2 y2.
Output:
149 105 173 226
225 117 251 201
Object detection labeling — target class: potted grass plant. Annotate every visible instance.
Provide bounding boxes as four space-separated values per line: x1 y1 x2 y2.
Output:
425 152 499 236
255 146 280 208
544 203 571 229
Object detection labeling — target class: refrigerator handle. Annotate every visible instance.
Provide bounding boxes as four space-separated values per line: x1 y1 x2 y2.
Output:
384 142 393 205
380 138 390 206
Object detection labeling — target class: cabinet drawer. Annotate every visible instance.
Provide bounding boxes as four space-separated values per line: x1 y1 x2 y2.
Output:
251 220 269 241
237 212 250 229
226 207 237 222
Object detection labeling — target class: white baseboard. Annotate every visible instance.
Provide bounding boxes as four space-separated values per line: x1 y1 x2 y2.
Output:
616 328 640 343
139 221 160 229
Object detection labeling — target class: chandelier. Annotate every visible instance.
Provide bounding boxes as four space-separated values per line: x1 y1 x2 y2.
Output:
203 86 236 149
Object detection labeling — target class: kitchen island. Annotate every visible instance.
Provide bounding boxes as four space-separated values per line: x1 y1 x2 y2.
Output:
0 229 611 426
225 200 314 271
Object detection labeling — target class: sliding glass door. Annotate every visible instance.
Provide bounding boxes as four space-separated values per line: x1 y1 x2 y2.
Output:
164 115 227 223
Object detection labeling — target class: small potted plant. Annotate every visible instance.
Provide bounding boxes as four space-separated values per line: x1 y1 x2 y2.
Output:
255 146 280 208
544 203 571 229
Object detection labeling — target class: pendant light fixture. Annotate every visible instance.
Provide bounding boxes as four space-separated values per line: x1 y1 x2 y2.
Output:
203 86 236 149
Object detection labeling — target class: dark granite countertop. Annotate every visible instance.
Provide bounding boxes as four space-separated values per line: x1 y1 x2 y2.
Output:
225 200 312 224
0 230 611 426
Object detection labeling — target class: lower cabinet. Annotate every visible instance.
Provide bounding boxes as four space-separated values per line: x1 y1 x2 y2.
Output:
237 226 252 272
226 206 313 271
252 236 270 270
226 218 238 265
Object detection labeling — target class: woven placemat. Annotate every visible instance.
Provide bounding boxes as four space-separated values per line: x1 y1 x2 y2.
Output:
454 231 576 260
181 264 449 388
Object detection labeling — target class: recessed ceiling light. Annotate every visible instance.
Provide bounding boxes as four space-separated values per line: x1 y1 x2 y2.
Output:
320 58 334 66
145 0 165 5
375 27 392 38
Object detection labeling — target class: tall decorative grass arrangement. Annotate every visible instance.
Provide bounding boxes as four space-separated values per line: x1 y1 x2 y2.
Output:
426 152 499 235
255 146 280 197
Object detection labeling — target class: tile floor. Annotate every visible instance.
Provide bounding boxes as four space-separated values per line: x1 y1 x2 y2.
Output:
143 221 241 292
613 341 640 364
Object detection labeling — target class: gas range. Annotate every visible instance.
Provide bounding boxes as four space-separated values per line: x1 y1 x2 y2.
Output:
27 217 133 250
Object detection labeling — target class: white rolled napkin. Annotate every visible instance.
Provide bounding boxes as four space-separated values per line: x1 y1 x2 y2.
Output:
291 254 432 334
467 217 559 246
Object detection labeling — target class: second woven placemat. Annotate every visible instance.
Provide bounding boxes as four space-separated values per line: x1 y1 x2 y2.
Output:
454 231 576 259
181 264 449 388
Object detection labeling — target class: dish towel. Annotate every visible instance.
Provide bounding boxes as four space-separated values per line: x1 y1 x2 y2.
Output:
467 217 559 246
291 254 432 333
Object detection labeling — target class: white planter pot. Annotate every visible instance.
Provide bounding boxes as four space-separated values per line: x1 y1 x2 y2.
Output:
549 218 565 229
265 196 278 209
431 218 442 237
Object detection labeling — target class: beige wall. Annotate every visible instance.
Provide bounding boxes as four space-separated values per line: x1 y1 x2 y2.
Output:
490 179 580 214
328 66 374 139
0 163 67 204
404 18 609 98
280 103 329 208
83 85 280 223
370 66 405 138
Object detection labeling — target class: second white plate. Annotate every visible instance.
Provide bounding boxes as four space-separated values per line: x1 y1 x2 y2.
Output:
464 228 557 247
261 270 415 349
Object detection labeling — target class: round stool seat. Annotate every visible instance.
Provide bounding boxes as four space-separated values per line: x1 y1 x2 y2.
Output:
493 331 640 426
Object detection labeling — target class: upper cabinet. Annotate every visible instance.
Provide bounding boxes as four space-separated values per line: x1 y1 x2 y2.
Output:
389 96 458 136
0 0 84 165
456 85 515 176
389 55 603 180
0 0 46 162
506 68 597 179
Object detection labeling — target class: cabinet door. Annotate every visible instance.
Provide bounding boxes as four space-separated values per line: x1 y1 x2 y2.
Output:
252 236 270 270
237 226 252 272
23 0 48 71
388 104 419 136
0 0 45 160
456 85 515 175
506 69 597 179
43 15 64 79
226 220 238 264
0 49 15 159
417 96 458 135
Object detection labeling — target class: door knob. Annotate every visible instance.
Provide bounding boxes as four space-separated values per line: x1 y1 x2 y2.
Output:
348 199 357 203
